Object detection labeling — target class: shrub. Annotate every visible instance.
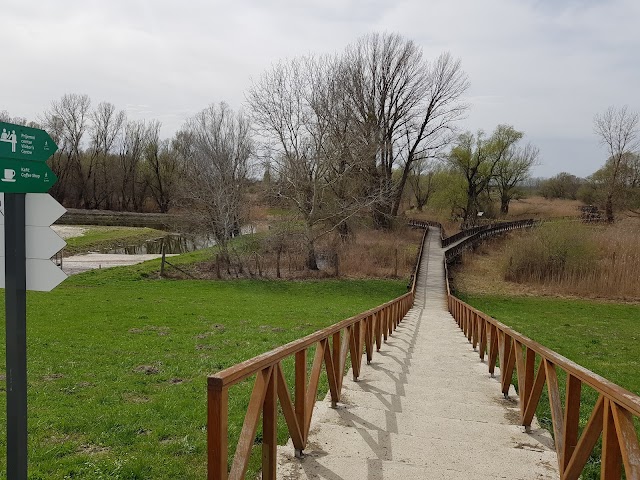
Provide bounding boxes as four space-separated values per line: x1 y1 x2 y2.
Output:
504 222 598 283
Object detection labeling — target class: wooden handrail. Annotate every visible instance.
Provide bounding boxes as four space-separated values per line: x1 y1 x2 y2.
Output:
408 219 535 249
442 227 640 479
207 225 429 479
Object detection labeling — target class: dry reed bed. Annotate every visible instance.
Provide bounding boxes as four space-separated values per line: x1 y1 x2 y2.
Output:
185 225 423 281
493 219 640 300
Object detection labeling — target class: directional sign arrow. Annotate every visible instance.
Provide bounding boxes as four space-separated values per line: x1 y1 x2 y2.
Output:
0 226 66 259
0 121 58 162
0 159 57 193
0 258 67 292
0 193 66 226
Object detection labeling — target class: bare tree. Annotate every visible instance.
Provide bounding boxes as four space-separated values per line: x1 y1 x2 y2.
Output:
88 102 125 208
493 142 539 214
144 122 180 213
248 56 378 269
42 93 91 205
343 34 469 227
118 120 150 211
180 103 252 261
594 106 639 222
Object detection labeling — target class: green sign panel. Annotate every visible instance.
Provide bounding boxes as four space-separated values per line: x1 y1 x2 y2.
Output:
0 159 57 193
0 121 58 162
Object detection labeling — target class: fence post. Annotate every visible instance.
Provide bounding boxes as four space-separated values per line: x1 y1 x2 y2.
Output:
262 369 277 480
208 381 229 480
160 241 166 277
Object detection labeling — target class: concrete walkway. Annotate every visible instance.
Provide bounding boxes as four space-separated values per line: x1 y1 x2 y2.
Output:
277 228 559 479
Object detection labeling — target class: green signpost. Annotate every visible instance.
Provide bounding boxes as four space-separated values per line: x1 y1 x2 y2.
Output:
1 121 59 479
0 159 58 193
0 121 57 163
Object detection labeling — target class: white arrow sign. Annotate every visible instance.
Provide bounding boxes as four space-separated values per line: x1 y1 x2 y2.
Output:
0 193 66 226
0 226 66 259
1 193 67 291
0 258 67 292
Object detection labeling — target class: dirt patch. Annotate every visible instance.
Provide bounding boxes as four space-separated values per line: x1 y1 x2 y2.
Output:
259 325 286 333
77 443 110 455
123 393 150 403
43 373 64 381
168 378 185 385
133 365 160 375
129 325 170 336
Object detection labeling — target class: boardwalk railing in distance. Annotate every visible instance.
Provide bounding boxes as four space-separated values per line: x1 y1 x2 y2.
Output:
441 228 640 479
207 226 429 480
408 218 536 250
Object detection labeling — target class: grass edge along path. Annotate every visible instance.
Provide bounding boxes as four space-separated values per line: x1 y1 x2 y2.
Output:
458 293 640 480
0 259 406 479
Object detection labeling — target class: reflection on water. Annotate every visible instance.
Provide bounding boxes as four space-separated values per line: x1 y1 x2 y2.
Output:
105 226 255 255
106 234 216 255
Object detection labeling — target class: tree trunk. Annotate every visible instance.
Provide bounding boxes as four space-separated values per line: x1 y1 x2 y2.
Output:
464 186 477 226
373 201 393 229
391 162 412 217
605 192 614 223
337 221 351 242
276 245 282 279
500 196 509 214
306 241 318 270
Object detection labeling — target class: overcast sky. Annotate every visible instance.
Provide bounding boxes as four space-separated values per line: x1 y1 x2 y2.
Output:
2 0 638 177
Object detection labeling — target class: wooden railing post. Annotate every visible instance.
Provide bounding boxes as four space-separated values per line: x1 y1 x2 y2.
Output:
563 374 582 471
208 380 229 480
295 350 306 452
602 398 623 478
262 366 277 480
332 332 341 392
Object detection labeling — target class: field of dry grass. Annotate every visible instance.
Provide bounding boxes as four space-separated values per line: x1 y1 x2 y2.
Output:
182 223 423 282
452 217 640 303
505 196 584 219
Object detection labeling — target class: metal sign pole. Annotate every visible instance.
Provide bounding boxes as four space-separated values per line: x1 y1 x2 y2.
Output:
5 192 27 480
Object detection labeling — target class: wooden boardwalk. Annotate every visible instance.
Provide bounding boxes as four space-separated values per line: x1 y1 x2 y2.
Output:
277 228 560 479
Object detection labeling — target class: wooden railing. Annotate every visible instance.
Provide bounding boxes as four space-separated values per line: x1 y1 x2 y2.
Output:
444 219 536 261
408 218 535 250
207 226 428 479
443 237 640 479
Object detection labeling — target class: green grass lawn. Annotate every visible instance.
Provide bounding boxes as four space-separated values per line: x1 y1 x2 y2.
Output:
458 294 640 480
0 264 406 479
64 226 166 255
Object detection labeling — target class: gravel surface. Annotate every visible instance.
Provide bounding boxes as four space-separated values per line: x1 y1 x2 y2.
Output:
52 225 87 239
61 253 177 275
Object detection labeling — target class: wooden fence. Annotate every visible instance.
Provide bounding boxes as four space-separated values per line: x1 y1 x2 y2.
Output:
207 219 639 479
409 218 536 250
206 226 428 479
442 234 640 479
